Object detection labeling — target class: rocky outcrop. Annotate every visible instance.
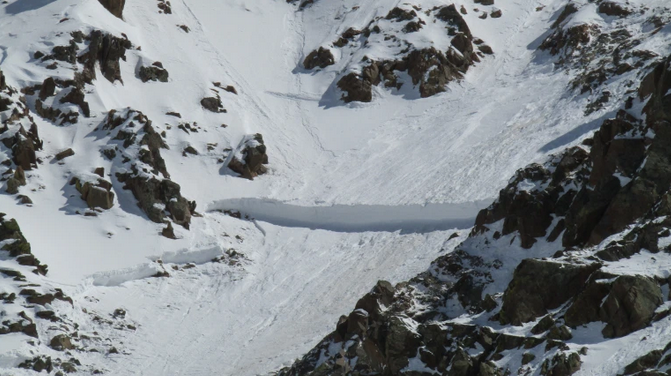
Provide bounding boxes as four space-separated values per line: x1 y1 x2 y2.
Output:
323 4 487 102
228 134 269 180
0 75 43 176
498 260 600 325
598 2 631 17
201 96 226 113
79 30 132 84
474 146 589 248
98 0 126 19
0 214 47 276
103 109 195 228
138 62 169 83
337 43 478 102
337 72 373 103
564 274 663 338
70 172 116 210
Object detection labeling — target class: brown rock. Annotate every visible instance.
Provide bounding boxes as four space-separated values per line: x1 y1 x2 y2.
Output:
50 334 74 351
55 148 75 161
303 47 335 70
38 77 56 101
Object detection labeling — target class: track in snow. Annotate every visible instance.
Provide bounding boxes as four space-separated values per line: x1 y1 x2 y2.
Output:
208 198 492 233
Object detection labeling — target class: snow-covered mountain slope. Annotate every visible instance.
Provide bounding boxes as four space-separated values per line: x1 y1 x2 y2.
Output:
1 0 670 374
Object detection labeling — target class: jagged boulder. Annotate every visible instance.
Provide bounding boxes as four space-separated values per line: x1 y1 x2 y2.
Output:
0 214 47 275
138 63 169 82
405 47 465 98
103 109 196 227
118 175 195 228
623 350 664 375
385 7 417 21
435 4 472 37
475 146 589 247
600 275 663 338
499 260 600 325
79 30 132 83
337 72 373 103
303 47 335 69
228 134 269 180
60 87 91 117
201 96 225 113
598 2 631 17
564 274 663 338
71 175 115 210
38 77 55 101
541 352 581 376
540 23 598 56
49 334 74 351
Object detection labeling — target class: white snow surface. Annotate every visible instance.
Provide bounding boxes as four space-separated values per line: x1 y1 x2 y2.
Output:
1 0 670 374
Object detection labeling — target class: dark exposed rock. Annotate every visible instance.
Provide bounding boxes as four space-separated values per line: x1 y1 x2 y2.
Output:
598 2 631 17
183 145 198 156
623 350 663 375
402 20 424 33
540 23 599 57
35 310 59 322
71 176 115 210
157 0 172 14
337 72 372 103
38 77 56 101
79 30 132 84
0 215 47 275
60 87 91 117
6 178 20 195
98 0 125 18
50 334 74 351
600 276 663 338
541 352 581 376
50 41 78 64
103 109 195 228
200 96 226 113
336 41 479 103
435 4 472 38
228 134 269 180
334 28 361 47
17 195 32 205
18 356 53 373
303 47 335 70
55 148 75 161
498 260 600 325
407 47 464 97
530 315 555 334
161 222 177 239
385 7 416 22
138 64 169 83
475 146 589 248
522 352 536 365
5 121 42 171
